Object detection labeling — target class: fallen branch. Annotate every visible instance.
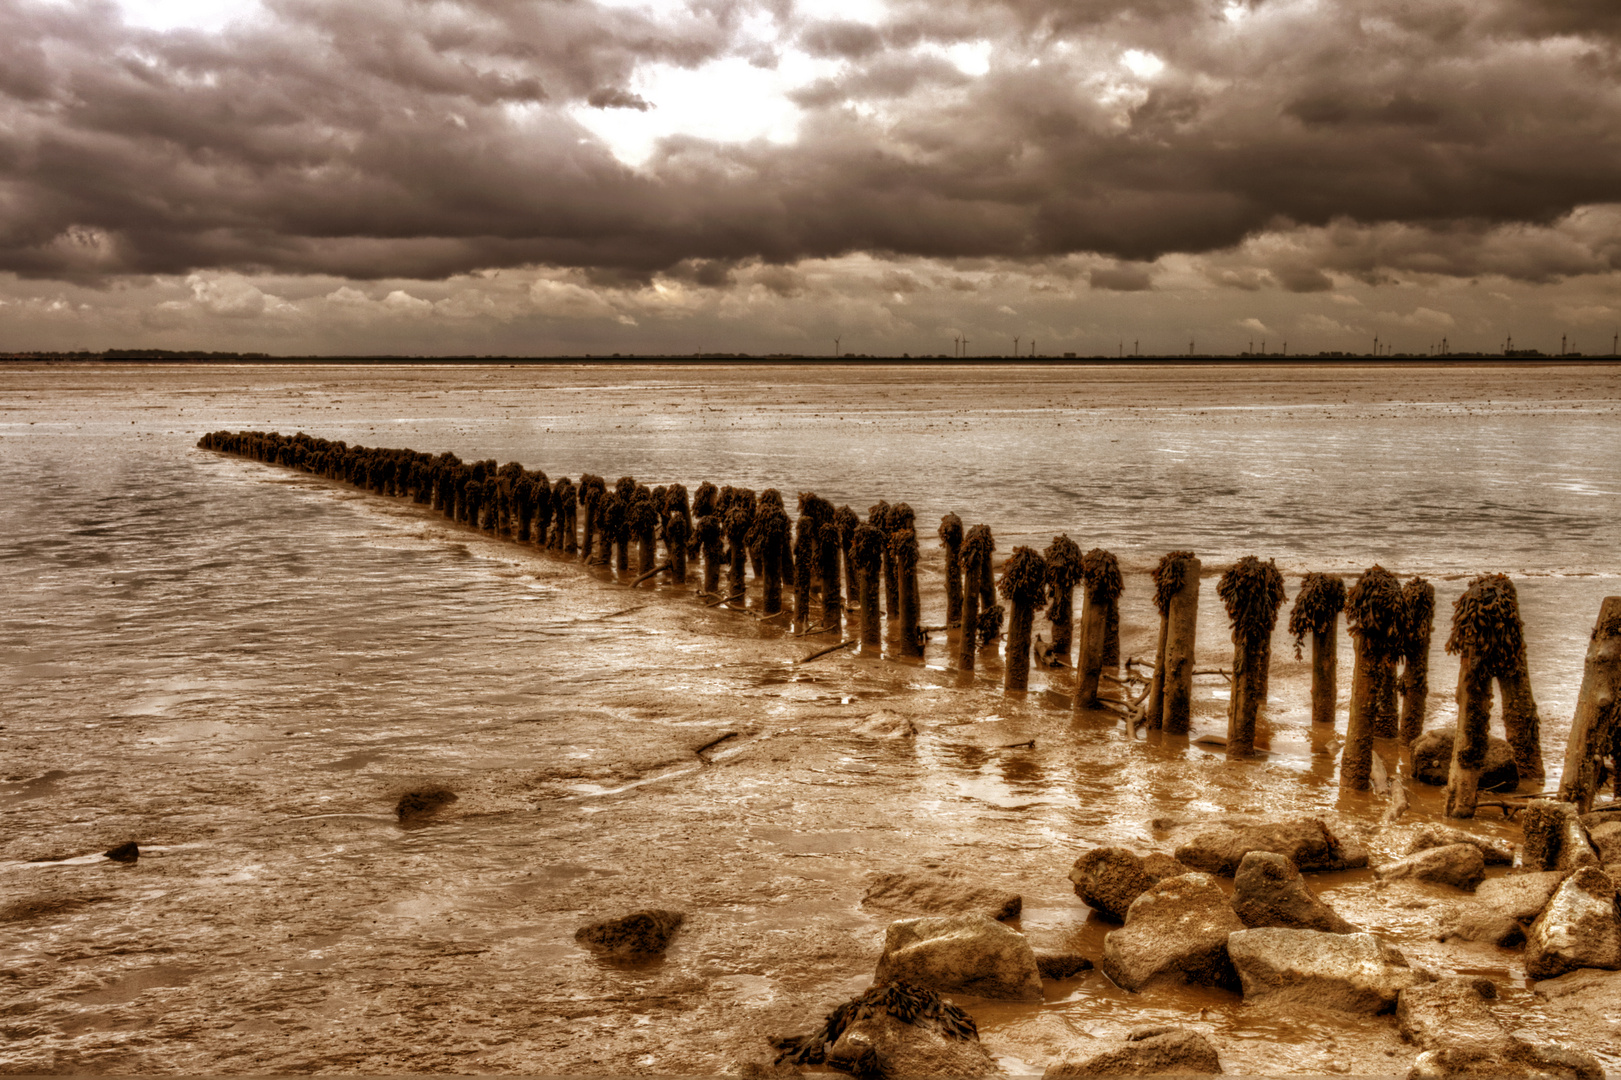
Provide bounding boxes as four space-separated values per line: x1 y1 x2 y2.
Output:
799 638 857 664
705 591 746 608
999 739 1035 749
695 731 740 758
629 561 671 587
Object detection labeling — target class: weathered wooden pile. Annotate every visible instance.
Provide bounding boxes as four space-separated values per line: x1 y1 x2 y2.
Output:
198 430 1621 820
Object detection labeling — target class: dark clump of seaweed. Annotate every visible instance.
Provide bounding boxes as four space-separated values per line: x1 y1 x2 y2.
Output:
1445 573 1526 677
614 476 637 501
976 603 1005 649
1152 550 1197 615
692 481 718 519
851 522 886 568
888 502 916 533
664 483 689 519
961 523 995 569
998 546 1048 608
798 492 835 528
1288 572 1346 658
1346 564 1405 656
1217 556 1288 642
938 512 963 548
891 527 919 572
1080 547 1123 605
1401 576 1436 651
772 981 979 1067
1043 535 1084 610
834 505 860 551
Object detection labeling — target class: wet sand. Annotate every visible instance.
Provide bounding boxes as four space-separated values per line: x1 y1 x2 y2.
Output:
3 362 1621 1075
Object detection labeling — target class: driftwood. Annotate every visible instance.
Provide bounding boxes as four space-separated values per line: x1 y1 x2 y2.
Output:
705 591 747 608
799 638 857 664
629 561 672 587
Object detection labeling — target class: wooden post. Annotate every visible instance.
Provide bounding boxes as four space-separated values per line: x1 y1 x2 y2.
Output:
940 514 964 627
1398 577 1434 742
1446 573 1545 783
760 510 789 616
666 515 689 585
794 516 816 627
817 522 843 636
1445 649 1494 818
1557 598 1621 812
1043 535 1083 667
1075 548 1122 711
958 525 993 672
629 497 658 577
1148 552 1200 734
699 516 723 595
1340 565 1403 792
1289 573 1345 728
853 523 884 652
725 505 750 599
999 547 1045 691
1218 556 1286 755
869 502 900 620
836 506 859 613
894 528 923 658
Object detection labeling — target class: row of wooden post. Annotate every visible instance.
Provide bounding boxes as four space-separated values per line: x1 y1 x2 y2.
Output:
198 430 1621 820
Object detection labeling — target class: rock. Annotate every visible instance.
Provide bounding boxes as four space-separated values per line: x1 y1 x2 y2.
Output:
1405 825 1515 866
1436 906 1525 947
1396 976 1502 1050
772 981 998 1079
104 842 139 863
1524 867 1621 979
1376 844 1486 892
873 914 1042 1000
1585 819 1621 864
574 909 685 956
1476 870 1566 923
1102 873 1243 993
1410 728 1519 791
862 870 1021 922
1173 818 1368 876
1226 928 1430 1013
1043 1027 1222 1077
1034 952 1093 980
396 787 457 822
1230 851 1356 933
852 710 918 739
1068 847 1184 922
1401 975 1605 1079
1409 1040 1603 1079
1523 801 1600 872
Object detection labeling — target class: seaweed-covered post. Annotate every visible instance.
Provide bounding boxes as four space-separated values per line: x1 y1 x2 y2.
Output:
1492 582 1545 782
531 472 553 549
958 525 994 672
1146 551 1200 734
599 490 628 572
999 547 1047 692
666 514 690 584
627 496 658 577
1340 565 1404 793
1043 535 1083 666
834 506 859 612
758 510 789 615
1218 557 1287 756
817 522 843 635
1398 577 1435 743
559 479 578 554
939 514 964 626
1557 597 1621 812
1288 573 1346 727
725 502 752 600
1444 574 1544 809
893 527 923 658
852 523 885 651
869 503 898 619
698 515 724 595
1075 548 1123 710
577 475 603 562
794 515 816 627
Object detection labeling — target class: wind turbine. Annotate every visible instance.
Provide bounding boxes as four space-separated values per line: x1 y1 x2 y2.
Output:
1014 335 1020 357
834 337 840 358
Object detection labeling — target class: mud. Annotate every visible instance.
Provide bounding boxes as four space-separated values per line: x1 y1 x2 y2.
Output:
3 362 1621 1075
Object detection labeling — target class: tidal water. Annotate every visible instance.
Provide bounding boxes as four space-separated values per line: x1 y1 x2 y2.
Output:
2 361 1619 1075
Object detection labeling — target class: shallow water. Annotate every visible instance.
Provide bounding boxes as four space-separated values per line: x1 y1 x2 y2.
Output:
3 361 1620 1075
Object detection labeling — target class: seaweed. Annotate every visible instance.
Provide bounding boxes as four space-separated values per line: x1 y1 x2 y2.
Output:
998 546 1047 608
976 603 1005 649
1152 550 1197 615
773 981 978 1067
1445 573 1526 677
692 481 718 519
1401 576 1436 653
938 513 963 548
1345 564 1405 657
1288 572 1346 658
1218 556 1287 643
1044 535 1084 612
961 524 995 570
1080 547 1122 605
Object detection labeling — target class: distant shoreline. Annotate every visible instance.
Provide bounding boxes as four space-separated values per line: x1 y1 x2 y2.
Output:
2 353 1617 367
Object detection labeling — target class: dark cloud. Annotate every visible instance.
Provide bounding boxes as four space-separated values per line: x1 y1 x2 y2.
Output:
1089 263 1154 291
1 0 1619 285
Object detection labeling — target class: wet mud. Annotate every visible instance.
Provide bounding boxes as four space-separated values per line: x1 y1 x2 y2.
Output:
3 362 1621 1075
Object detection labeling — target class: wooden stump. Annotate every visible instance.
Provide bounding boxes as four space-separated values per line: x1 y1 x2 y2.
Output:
1445 651 1495 818
1556 597 1621 812
939 514 964 627
999 547 1045 692
1311 628 1337 726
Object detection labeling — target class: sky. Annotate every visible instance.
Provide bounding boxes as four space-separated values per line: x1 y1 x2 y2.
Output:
0 0 1618 356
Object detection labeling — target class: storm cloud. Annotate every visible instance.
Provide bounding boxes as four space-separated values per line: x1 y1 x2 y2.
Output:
2 0 1619 288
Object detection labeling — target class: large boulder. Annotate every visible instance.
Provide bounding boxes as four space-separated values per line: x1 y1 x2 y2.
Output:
863 870 1021 922
1043 1026 1222 1077
873 914 1042 1000
1405 825 1515 866
1230 851 1356 933
1174 818 1368 876
1411 728 1518 791
1585 818 1621 864
575 909 685 956
1524 868 1621 980
1068 848 1186 922
1376 844 1486 892
1102 873 1243 993
1400 976 1603 1080
1226 928 1429 1014
772 981 999 1079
